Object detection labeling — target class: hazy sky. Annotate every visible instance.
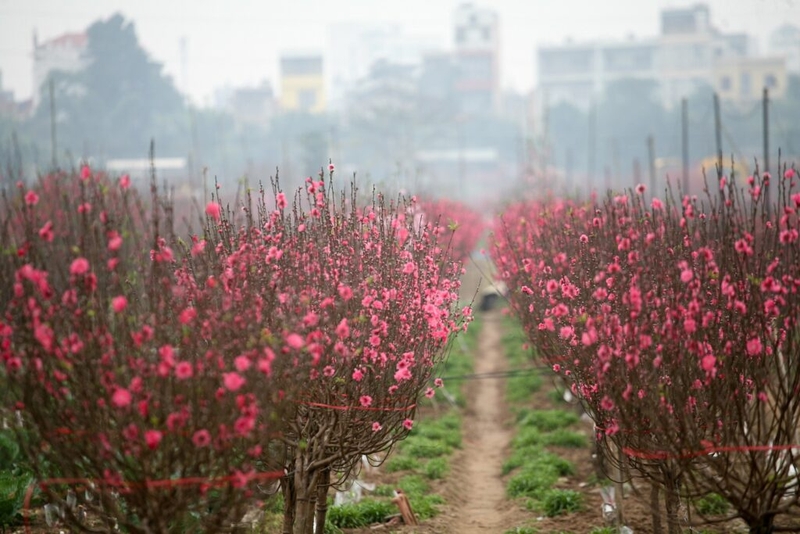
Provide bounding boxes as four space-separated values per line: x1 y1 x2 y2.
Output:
1 0 798 105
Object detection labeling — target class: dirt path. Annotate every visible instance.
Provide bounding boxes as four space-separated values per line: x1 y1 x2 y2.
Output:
448 312 512 533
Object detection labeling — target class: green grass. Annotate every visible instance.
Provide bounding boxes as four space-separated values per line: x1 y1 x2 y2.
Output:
539 489 583 517
507 373 544 402
503 447 575 477
502 320 543 402
399 436 451 458
397 474 429 497
500 320 587 516
0 429 34 529
516 409 579 431
372 484 395 497
540 429 587 448
695 492 729 515
511 427 544 449
410 493 445 520
410 414 462 448
384 454 421 473
507 464 559 499
504 527 539 534
323 519 344 534
326 500 395 528
589 528 616 534
423 457 448 480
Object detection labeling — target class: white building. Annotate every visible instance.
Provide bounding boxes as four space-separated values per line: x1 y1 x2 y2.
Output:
537 4 758 110
769 24 800 74
453 3 500 114
658 4 752 106
32 31 88 109
538 37 659 109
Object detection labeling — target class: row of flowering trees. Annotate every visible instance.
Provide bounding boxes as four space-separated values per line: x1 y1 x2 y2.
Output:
493 167 800 534
0 164 471 534
415 198 485 262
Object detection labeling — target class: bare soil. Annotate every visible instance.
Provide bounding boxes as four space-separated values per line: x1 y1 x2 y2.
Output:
446 311 516 533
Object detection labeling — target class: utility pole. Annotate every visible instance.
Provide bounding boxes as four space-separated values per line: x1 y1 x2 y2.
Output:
542 94 550 181
714 93 723 181
647 135 656 195
587 100 596 187
565 148 573 195
763 87 770 215
681 98 689 195
49 77 57 169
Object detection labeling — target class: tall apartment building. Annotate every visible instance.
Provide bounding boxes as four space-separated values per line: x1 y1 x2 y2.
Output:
453 3 500 114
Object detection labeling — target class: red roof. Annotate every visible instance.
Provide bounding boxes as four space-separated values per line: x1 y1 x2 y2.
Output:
41 32 87 49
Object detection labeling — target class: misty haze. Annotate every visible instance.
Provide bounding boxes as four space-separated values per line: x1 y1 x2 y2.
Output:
1 1 798 203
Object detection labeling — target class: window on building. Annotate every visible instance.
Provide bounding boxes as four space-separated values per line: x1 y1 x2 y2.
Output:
765 74 778 89
720 76 731 91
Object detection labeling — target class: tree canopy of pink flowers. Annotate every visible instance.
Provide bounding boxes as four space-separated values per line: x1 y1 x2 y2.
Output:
415 197 485 262
0 166 470 534
492 167 800 534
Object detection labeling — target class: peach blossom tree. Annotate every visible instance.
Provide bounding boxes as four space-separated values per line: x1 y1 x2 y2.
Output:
1 168 289 533
195 168 472 534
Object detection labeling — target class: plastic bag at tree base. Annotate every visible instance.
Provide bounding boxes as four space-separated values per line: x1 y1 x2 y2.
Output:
600 485 616 525
599 487 634 533
333 478 376 506
44 503 62 527
66 490 77 510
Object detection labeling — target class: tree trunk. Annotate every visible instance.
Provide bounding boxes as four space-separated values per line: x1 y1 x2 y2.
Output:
314 468 331 534
748 513 776 534
650 484 663 534
292 457 320 534
282 474 296 534
664 479 681 534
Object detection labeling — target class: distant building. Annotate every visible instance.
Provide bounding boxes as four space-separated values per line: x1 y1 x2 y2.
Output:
714 56 787 103
453 3 500 114
537 3 763 110
279 54 325 114
658 4 752 105
419 52 460 103
0 71 16 118
218 80 276 126
32 31 88 109
769 24 800 74
326 23 440 109
538 37 659 109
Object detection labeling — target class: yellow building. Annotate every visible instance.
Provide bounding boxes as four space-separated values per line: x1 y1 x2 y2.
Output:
280 55 325 114
714 56 787 103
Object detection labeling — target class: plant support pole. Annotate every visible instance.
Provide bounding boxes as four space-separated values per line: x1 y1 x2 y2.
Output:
763 87 770 216
681 98 689 195
49 77 57 169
